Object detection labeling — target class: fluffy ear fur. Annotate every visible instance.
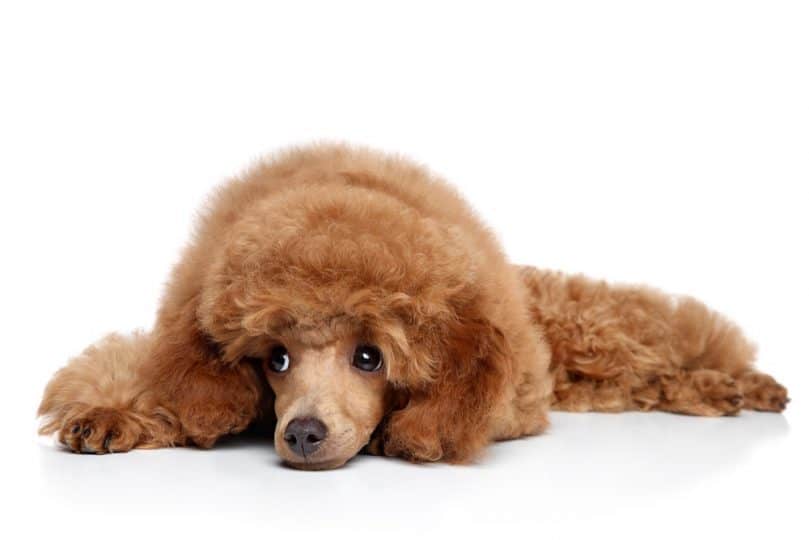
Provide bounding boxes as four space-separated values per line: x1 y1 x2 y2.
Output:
381 311 510 463
144 297 265 448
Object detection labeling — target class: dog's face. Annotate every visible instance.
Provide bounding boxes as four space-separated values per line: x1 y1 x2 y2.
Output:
257 336 389 470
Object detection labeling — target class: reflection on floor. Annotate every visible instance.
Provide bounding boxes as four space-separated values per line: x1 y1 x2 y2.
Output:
33 411 797 538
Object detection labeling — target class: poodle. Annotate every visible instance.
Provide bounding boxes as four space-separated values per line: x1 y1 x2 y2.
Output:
38 144 789 470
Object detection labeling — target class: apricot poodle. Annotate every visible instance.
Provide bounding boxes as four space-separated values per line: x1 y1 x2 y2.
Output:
38 144 789 470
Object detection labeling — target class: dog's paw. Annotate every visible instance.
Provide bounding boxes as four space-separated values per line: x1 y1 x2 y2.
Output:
179 403 255 449
739 373 790 412
377 411 445 463
692 370 744 416
59 407 143 454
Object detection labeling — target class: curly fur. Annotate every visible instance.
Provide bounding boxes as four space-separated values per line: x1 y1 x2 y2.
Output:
37 143 789 467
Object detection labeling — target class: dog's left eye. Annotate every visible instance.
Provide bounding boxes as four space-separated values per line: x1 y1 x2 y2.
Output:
352 345 383 372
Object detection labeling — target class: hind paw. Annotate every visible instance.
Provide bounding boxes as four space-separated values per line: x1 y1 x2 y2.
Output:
739 373 790 412
692 370 744 415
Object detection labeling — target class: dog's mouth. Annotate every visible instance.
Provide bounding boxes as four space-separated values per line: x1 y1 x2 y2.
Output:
274 418 369 470
274 407 395 470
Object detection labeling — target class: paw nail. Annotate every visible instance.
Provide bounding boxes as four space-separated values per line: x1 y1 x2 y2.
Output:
71 424 81 435
82 427 92 438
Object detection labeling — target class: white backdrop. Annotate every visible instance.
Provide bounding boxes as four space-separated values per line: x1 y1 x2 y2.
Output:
1 2 806 539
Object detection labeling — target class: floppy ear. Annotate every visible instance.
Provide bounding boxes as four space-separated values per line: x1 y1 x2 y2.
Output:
144 296 265 448
381 312 510 463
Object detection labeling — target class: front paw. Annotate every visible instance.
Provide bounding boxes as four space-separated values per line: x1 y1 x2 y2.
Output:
59 407 143 454
379 412 444 462
179 403 256 448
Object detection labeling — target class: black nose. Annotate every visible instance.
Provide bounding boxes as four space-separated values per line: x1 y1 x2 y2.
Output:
284 417 328 457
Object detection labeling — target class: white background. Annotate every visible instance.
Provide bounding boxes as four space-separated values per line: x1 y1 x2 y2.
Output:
1 1 807 539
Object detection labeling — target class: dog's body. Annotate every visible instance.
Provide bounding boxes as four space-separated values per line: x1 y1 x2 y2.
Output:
39 144 789 469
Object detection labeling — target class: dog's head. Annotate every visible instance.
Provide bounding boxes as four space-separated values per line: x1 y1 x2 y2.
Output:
249 327 399 470
196 177 512 469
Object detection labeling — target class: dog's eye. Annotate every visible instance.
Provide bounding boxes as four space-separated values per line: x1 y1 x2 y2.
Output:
352 345 383 372
268 346 290 373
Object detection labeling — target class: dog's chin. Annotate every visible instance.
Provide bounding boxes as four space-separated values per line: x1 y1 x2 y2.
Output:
282 455 352 471
275 440 358 470
275 431 370 470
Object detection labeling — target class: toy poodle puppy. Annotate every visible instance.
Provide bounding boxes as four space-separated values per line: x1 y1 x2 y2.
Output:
38 144 789 470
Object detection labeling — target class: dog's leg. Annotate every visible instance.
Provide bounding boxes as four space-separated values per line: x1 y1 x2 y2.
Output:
551 371 634 412
656 369 744 416
38 332 181 453
38 329 265 453
142 350 264 449
552 368 750 416
133 299 265 449
519 266 789 415
552 368 788 416
665 293 789 412
737 372 789 412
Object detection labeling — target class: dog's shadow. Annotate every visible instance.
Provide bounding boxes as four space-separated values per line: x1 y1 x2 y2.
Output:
37 410 790 512
481 410 790 495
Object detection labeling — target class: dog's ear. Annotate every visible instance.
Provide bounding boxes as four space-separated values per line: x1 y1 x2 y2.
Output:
144 297 265 447
381 309 510 463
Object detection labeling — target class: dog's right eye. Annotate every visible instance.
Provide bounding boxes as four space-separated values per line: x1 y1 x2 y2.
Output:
268 346 291 373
